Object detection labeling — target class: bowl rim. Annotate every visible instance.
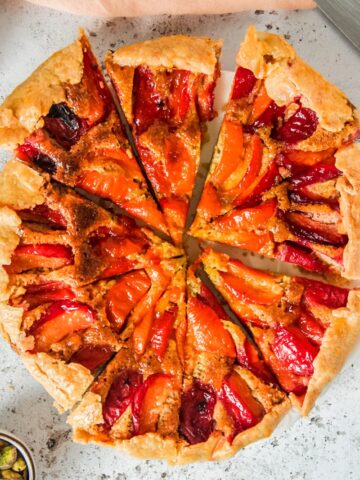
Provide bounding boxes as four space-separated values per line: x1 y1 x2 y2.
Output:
0 431 36 479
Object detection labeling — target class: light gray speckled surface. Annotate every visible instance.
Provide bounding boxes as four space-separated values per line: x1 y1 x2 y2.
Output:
0 1 360 479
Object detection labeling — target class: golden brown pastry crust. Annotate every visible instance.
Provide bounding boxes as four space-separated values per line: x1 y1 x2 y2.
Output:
237 25 357 133
302 290 360 415
0 303 33 351
0 178 28 344
0 158 45 209
108 35 223 75
0 206 21 267
335 144 360 279
0 39 83 149
211 399 290 461
23 352 94 413
71 424 179 465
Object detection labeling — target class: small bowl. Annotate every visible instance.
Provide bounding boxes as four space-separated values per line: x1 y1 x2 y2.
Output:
0 431 36 479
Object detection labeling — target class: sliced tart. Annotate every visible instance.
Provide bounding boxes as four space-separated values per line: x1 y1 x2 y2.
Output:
190 26 360 278
0 31 168 234
0 257 184 412
177 261 289 463
67 259 186 461
106 35 222 244
0 159 181 285
200 248 360 414
68 259 288 464
0 159 184 412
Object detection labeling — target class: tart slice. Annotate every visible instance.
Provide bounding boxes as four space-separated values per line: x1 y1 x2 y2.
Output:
106 35 222 244
0 160 183 413
0 256 185 413
200 248 360 415
0 159 181 285
1 270 119 412
67 259 186 462
190 26 360 278
0 30 168 234
176 262 289 463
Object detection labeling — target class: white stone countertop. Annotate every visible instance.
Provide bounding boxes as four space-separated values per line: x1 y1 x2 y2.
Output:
0 1 360 479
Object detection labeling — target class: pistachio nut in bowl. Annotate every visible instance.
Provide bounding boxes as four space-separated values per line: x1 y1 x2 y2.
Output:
0 433 35 480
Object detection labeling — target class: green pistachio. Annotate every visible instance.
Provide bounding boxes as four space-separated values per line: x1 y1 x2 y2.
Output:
11 458 26 473
1 470 22 479
0 446 17 471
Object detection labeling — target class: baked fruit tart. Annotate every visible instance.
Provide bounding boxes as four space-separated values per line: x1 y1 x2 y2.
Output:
190 26 360 279
0 26 359 464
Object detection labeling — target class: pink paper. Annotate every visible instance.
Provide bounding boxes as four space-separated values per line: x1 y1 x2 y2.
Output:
26 0 315 18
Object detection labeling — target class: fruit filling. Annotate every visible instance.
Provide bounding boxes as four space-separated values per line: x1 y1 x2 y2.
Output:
187 296 236 357
271 326 319 377
273 107 319 144
102 369 176 436
220 259 283 306
191 54 353 274
231 66 256 100
283 211 347 247
179 380 216 444
131 373 176 435
289 163 340 188
89 226 150 278
150 304 178 361
106 270 151 332
276 242 327 273
297 311 325 346
18 204 67 229
14 281 75 310
79 41 114 124
103 369 143 429
133 66 169 134
8 243 74 273
236 338 275 384
28 299 96 353
297 278 349 309
196 283 229 320
77 168 168 235
253 99 285 128
43 102 86 150
17 142 58 175
132 65 216 134
219 371 265 438
70 344 114 372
